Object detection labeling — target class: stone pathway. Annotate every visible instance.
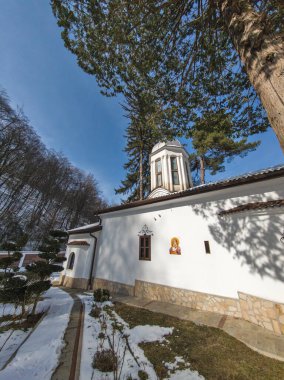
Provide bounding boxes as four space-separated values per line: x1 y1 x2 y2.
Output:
113 295 284 362
51 289 84 380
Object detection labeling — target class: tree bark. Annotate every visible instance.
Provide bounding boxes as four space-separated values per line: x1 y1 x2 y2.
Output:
219 0 284 153
139 149 143 200
199 156 205 184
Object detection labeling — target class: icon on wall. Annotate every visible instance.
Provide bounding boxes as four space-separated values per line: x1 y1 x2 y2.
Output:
169 237 181 255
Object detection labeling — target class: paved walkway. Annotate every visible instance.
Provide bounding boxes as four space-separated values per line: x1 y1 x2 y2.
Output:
51 289 84 380
113 295 284 362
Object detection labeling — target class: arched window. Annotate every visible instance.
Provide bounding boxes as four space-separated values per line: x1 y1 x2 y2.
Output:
67 252 75 270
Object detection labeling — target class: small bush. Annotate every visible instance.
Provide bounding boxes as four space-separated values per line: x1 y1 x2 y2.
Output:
92 349 117 372
138 370 149 380
93 288 110 302
98 332 105 340
89 305 101 318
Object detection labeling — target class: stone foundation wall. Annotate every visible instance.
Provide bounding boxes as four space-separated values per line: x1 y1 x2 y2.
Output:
93 278 134 296
62 275 88 289
135 280 284 335
62 275 284 335
135 280 242 317
239 292 284 335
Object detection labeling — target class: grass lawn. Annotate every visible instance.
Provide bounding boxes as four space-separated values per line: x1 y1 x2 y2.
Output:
114 302 284 380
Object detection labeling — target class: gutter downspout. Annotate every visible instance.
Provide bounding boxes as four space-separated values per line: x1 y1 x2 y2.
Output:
88 216 102 290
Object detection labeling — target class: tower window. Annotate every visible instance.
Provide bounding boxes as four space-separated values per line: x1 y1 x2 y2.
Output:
155 159 162 187
170 157 180 185
139 235 151 260
204 241 211 254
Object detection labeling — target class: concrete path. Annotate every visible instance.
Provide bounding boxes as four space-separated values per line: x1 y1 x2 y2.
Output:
51 289 84 380
113 295 284 362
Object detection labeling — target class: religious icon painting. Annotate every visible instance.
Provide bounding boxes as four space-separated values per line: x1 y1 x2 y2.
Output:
169 237 181 255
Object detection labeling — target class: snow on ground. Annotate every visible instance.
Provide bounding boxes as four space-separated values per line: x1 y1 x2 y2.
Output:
168 369 204 380
80 294 204 380
0 329 31 370
0 287 73 380
129 325 173 345
0 303 22 317
164 357 204 380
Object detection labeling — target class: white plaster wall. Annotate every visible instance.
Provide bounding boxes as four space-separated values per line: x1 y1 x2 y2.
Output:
95 177 284 303
64 232 99 279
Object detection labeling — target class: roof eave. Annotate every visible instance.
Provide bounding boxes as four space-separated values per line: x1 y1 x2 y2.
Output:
68 225 103 235
97 167 284 215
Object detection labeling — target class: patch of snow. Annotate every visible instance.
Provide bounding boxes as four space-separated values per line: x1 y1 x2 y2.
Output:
168 368 205 379
164 356 185 370
0 287 73 380
79 295 167 380
79 295 205 380
0 329 31 370
129 325 173 345
165 356 204 380
0 303 22 317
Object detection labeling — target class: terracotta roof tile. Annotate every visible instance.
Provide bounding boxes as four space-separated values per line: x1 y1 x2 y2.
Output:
219 199 284 216
23 254 43 266
67 240 90 246
98 165 284 215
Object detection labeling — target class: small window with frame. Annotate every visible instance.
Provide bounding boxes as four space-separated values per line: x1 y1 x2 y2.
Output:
170 156 180 185
139 235 151 261
204 241 211 254
155 159 163 187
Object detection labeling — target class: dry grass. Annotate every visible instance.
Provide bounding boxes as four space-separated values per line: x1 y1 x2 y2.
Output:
114 302 284 380
92 348 118 372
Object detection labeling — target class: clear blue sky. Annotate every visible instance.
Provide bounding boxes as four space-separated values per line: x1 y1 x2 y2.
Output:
0 0 283 204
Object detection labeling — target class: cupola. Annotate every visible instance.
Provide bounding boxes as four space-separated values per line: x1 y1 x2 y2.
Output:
148 141 193 198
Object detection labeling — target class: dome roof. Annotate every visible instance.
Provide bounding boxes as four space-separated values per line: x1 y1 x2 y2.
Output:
151 140 182 153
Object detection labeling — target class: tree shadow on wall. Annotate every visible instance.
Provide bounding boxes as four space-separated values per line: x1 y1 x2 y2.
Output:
192 196 284 282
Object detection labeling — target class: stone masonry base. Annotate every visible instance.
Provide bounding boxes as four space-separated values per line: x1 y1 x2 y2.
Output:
134 280 284 336
62 276 284 336
61 275 88 289
93 278 134 296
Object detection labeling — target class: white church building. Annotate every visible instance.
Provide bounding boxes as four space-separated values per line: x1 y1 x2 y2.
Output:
60 141 284 336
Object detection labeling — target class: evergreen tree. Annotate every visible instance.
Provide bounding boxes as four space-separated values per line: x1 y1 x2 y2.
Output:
189 110 260 184
0 241 22 275
25 229 67 314
52 0 282 150
116 124 157 202
116 89 169 201
26 230 67 280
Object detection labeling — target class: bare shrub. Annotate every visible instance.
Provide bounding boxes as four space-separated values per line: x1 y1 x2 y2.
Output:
92 349 117 372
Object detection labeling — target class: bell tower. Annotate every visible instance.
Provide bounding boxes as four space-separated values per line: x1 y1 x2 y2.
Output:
148 141 193 198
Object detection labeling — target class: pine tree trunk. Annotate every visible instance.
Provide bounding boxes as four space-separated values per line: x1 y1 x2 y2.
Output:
139 149 143 200
199 156 205 184
31 297 39 315
21 303 26 318
219 0 284 153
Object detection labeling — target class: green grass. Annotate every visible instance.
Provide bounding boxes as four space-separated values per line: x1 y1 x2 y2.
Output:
114 302 284 380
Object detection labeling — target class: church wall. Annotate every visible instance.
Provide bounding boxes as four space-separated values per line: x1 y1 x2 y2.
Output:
93 176 284 334
61 232 98 289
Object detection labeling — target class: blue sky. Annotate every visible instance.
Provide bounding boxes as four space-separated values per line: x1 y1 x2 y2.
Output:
0 0 283 204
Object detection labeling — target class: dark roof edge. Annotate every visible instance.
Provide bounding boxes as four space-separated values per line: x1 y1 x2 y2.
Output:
68 225 102 235
98 166 284 215
219 199 284 216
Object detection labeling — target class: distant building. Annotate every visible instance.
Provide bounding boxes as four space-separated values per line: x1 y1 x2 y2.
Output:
0 251 65 271
61 141 284 336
